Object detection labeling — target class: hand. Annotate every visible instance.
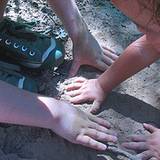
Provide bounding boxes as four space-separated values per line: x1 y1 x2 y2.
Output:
122 123 160 160
69 30 118 77
65 77 106 113
51 101 117 150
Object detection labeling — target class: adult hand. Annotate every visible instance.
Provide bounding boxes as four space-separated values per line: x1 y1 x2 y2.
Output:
49 0 118 77
69 31 118 77
52 100 117 150
65 77 106 113
122 123 160 160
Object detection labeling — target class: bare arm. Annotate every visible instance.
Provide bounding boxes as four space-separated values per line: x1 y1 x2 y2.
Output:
65 35 160 113
0 0 8 20
0 80 59 128
98 35 160 93
47 0 118 76
0 80 117 150
47 0 86 43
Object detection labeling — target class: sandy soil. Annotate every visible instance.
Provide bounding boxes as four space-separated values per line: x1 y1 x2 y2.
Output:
0 0 159 159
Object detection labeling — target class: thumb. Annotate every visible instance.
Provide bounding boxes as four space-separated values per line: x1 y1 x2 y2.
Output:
90 100 101 114
69 60 80 77
143 123 158 133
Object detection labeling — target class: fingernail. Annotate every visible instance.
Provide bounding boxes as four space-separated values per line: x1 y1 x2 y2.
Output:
143 123 147 127
112 136 118 143
114 137 118 142
64 86 68 90
100 144 107 150
91 109 97 114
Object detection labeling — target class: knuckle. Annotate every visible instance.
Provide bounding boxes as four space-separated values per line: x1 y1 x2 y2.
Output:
84 90 91 95
75 136 81 144
83 92 92 98
94 124 99 130
94 131 99 139
80 128 85 135
106 135 113 141
148 139 158 146
87 138 92 145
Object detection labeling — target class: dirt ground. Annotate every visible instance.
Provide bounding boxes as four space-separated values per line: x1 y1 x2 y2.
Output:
0 0 159 159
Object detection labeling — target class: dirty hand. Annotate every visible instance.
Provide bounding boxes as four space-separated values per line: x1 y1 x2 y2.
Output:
65 77 106 113
69 31 118 77
122 123 160 160
52 100 117 150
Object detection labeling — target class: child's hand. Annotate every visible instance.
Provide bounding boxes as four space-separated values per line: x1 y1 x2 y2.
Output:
52 101 117 150
122 124 160 160
65 77 106 113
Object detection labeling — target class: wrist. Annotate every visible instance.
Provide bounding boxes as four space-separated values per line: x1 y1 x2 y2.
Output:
69 17 89 44
97 75 112 94
37 97 63 129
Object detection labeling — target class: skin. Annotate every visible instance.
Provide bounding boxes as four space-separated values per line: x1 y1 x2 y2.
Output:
65 0 160 111
0 81 117 150
64 0 160 156
0 0 118 150
0 0 159 155
122 124 160 160
0 0 7 20
48 0 118 77
66 35 160 112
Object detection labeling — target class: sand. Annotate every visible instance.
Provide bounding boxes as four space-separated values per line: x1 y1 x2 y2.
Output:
0 0 159 159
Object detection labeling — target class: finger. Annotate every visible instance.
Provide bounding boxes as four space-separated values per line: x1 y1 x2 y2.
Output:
90 100 102 113
102 54 114 66
150 158 158 160
89 122 117 137
84 128 117 143
71 77 87 83
65 83 83 91
136 150 153 160
102 46 119 60
70 94 89 104
143 123 158 133
94 61 108 72
102 46 116 54
66 90 82 97
69 61 80 77
122 142 148 151
89 114 111 128
127 135 147 142
76 135 107 150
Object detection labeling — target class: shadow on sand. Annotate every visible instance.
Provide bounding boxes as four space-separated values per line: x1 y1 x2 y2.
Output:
101 92 160 128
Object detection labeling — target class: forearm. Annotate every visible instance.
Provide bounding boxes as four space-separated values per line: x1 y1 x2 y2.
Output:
0 0 8 20
98 35 160 92
47 0 87 42
0 81 60 129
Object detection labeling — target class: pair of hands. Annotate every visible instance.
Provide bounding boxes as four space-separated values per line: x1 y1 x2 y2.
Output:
68 28 118 112
123 124 160 160
64 77 160 159
54 32 118 150
52 101 160 160
66 31 160 159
